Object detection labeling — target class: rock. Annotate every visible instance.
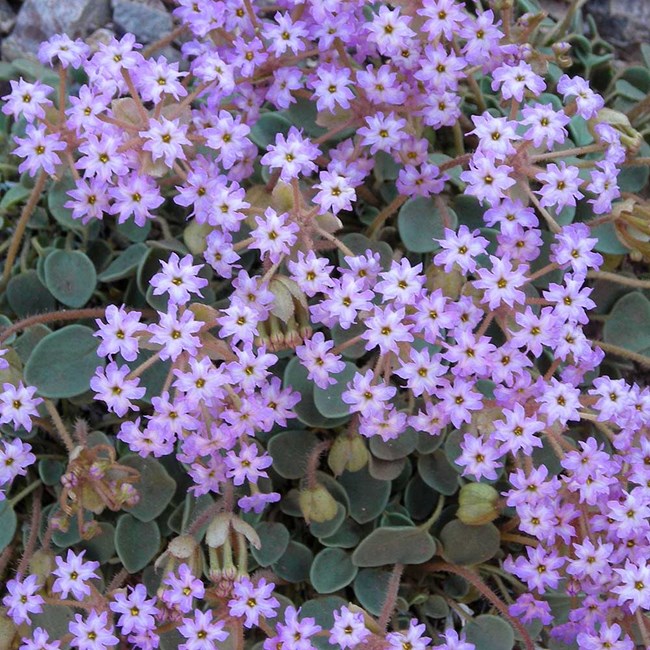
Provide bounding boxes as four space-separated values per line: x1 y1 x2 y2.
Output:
0 0 16 35
585 0 650 57
111 0 172 44
1 0 111 61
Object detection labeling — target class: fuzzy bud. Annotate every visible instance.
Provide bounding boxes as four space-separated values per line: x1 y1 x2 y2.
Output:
328 434 369 476
299 484 338 523
457 482 500 526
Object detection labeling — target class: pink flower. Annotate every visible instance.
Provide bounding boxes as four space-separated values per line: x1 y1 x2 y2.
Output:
69 610 118 650
0 382 43 432
13 125 66 177
228 577 279 628
52 550 100 601
329 606 370 649
140 117 191 168
2 78 52 122
460 153 515 205
536 162 583 212
2 575 44 625
90 362 146 417
150 253 208 305
260 127 321 183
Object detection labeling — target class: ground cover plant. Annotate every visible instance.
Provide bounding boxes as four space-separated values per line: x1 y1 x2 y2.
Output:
1 0 650 648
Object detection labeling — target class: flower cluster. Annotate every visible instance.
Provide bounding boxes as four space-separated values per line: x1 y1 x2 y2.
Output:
0 0 648 649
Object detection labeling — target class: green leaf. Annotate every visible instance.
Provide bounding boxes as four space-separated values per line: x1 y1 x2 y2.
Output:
43 250 97 307
310 548 358 594
314 361 357 419
78 522 116 564
117 216 152 242
283 357 349 428
38 458 65 486
250 112 292 149
465 615 515 650
48 174 83 231
98 243 149 282
14 325 51 363
126 350 171 404
115 514 160 573
31 605 75 645
268 429 320 479
398 197 456 253
352 526 436 567
338 233 393 270
418 450 460 495
604 292 650 353
310 502 346 538
300 597 347 650
0 501 17 552
404 474 438 520
353 568 391 616
338 465 391 525
285 98 327 138
252 522 290 567
320 517 362 549
272 541 313 583
331 322 367 359
120 455 177 522
24 325 105 398
6 270 57 317
439 520 500 565
0 183 31 211
370 429 417 461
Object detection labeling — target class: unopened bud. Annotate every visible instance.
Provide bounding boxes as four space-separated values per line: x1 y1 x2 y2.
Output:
457 482 500 526
328 434 369 476
590 108 643 154
299 484 338 523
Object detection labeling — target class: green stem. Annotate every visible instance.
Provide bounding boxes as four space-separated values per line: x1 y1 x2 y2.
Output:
1 170 48 290
9 479 42 507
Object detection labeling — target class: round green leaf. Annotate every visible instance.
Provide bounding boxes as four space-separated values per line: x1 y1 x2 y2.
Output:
404 474 438 520
338 465 391 525
314 361 357 419
352 526 436 567
272 541 313 583
268 429 320 479
421 595 449 619
368 455 407 481
252 522 290 567
24 325 105 398
353 568 391 616
309 548 359 594
310 502 346 538
98 243 148 282
284 357 349 428
117 216 152 242
6 270 57 317
439 520 500 566
418 450 460 495
331 322 367 359
78 522 116 564
31 605 75 644
339 233 393 270
465 615 515 650
0 501 17 551
320 517 362 549
398 197 456 253
120 454 177 522
43 250 97 308
604 292 650 353
300 597 347 650
370 429 417 460
310 548 358 594
115 514 161 573
48 174 82 230
38 458 65 486
251 112 292 149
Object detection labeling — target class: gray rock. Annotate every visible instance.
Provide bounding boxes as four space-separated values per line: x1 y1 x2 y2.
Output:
0 0 16 35
1 0 111 61
585 0 650 56
112 0 172 44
